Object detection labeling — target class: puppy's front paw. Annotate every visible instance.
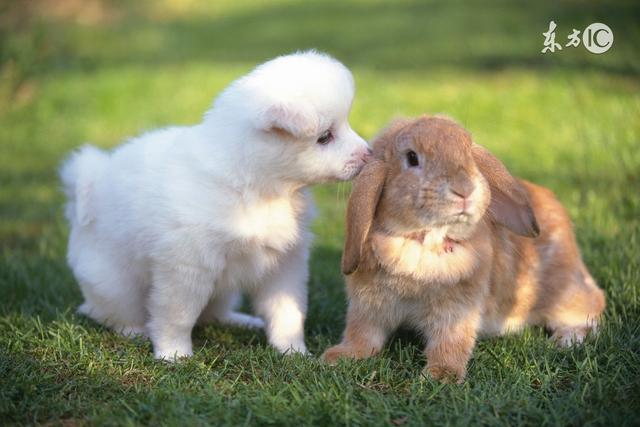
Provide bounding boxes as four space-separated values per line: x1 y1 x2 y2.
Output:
423 364 465 384
154 348 193 362
278 341 309 356
153 340 194 362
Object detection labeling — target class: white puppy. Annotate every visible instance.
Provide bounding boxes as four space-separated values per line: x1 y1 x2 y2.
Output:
60 51 370 360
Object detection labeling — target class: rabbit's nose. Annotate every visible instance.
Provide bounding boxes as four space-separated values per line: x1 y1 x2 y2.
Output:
450 180 475 199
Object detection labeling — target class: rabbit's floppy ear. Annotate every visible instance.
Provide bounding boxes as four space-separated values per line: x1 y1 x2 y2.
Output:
342 159 387 275
261 103 319 139
471 144 540 237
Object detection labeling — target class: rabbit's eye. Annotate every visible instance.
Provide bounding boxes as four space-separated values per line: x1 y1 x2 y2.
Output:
406 150 419 167
317 130 333 145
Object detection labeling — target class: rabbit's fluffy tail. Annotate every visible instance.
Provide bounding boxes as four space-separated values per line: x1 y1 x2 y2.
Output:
60 145 108 227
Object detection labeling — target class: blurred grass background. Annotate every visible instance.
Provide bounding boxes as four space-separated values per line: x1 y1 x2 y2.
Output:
1 0 639 425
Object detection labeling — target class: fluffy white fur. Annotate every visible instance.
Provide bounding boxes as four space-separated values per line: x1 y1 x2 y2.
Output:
60 51 370 360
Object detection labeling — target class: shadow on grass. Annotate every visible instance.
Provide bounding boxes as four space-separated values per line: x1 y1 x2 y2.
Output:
3 0 640 81
115 0 637 76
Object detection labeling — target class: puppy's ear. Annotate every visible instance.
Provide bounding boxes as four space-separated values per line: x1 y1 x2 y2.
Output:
262 103 319 139
472 144 540 237
342 159 387 275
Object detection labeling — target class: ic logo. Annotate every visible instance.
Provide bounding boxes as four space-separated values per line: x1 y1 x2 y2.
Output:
582 23 614 54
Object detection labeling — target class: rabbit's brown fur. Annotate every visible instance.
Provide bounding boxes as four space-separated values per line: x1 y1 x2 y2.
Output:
322 116 605 383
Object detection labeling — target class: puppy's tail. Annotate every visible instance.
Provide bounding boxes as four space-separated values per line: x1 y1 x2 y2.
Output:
59 145 109 227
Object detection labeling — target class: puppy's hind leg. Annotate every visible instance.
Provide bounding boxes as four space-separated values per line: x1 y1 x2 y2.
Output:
73 254 148 338
147 263 216 361
198 291 265 329
77 297 148 338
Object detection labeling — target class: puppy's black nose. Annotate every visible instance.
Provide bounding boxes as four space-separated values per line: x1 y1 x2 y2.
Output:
357 147 374 162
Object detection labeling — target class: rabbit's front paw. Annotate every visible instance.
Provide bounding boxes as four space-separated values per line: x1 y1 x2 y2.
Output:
424 364 466 384
321 345 356 364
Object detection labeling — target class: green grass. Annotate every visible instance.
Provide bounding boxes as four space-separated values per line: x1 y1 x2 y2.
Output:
1 0 639 425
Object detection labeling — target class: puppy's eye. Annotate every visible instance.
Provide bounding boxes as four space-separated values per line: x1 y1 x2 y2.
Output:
406 150 420 167
317 130 333 145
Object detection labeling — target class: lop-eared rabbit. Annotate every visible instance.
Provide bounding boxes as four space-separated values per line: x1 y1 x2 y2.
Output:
322 116 605 383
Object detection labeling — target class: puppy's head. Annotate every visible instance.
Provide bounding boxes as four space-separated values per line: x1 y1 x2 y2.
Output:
212 51 370 184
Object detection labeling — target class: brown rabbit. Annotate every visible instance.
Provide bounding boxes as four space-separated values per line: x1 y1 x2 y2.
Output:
322 115 605 383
